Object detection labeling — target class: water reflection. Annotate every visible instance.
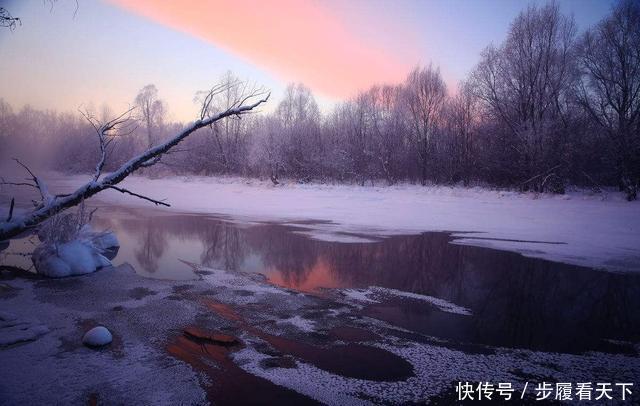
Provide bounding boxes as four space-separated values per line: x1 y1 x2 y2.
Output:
132 219 169 273
63 208 640 353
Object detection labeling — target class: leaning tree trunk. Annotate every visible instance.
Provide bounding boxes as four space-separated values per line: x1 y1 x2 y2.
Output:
0 88 269 241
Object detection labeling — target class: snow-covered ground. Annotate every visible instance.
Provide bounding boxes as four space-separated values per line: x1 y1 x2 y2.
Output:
2 263 637 404
41 173 640 272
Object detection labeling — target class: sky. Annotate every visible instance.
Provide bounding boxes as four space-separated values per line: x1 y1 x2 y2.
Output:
0 0 614 122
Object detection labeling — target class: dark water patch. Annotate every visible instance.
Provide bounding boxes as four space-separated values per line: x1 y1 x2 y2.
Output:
194 297 414 382
172 284 192 293
87 392 99 406
258 331 414 382
165 294 183 301
167 333 319 405
376 325 497 355
328 325 380 342
259 355 297 369
0 265 42 280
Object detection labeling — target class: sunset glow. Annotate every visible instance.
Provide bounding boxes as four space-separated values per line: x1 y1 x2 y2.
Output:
108 0 415 99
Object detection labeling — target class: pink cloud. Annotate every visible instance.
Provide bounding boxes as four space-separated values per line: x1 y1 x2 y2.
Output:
108 0 415 99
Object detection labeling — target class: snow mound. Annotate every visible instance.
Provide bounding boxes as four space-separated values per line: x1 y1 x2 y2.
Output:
82 326 113 347
32 231 119 278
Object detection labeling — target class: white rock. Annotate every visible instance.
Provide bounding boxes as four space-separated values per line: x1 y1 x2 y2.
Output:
82 326 112 347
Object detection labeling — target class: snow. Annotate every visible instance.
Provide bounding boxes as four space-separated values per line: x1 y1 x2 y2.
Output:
369 287 472 315
32 230 119 278
82 326 113 347
89 230 120 252
340 288 380 304
196 265 292 297
11 173 640 271
0 312 49 346
338 287 472 316
0 264 207 405
277 315 317 332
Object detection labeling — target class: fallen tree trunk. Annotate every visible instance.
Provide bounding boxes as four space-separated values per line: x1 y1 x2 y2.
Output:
0 87 269 241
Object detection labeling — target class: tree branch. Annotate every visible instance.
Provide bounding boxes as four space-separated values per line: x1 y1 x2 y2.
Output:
107 186 170 207
13 158 53 205
0 84 270 241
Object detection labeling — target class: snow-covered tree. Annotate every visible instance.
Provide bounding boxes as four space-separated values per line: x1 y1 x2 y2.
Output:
577 0 640 200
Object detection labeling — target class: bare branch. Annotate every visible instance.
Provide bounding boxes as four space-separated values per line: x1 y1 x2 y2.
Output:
12 158 53 205
80 106 137 181
107 186 170 207
0 7 21 30
0 177 38 189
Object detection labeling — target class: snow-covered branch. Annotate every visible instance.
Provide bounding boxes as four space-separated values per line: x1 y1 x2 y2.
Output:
0 85 269 241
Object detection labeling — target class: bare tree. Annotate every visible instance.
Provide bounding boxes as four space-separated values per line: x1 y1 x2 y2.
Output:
369 85 407 185
444 82 479 185
404 64 448 185
0 1 78 31
0 83 269 241
577 0 640 200
0 7 20 30
470 2 577 189
248 115 285 184
194 71 253 174
275 83 322 181
134 84 166 149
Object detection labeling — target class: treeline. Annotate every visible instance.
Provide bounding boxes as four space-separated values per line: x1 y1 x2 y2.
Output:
0 1 638 199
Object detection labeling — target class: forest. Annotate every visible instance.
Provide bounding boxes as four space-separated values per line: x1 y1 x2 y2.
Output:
1 1 639 199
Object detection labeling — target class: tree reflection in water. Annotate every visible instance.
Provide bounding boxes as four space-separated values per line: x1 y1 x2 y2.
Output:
123 218 168 273
95 208 640 354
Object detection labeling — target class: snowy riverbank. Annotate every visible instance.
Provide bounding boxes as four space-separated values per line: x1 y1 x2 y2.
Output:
32 173 637 273
2 172 639 272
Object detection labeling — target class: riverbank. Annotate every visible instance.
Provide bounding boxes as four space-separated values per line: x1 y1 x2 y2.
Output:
13 173 637 272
